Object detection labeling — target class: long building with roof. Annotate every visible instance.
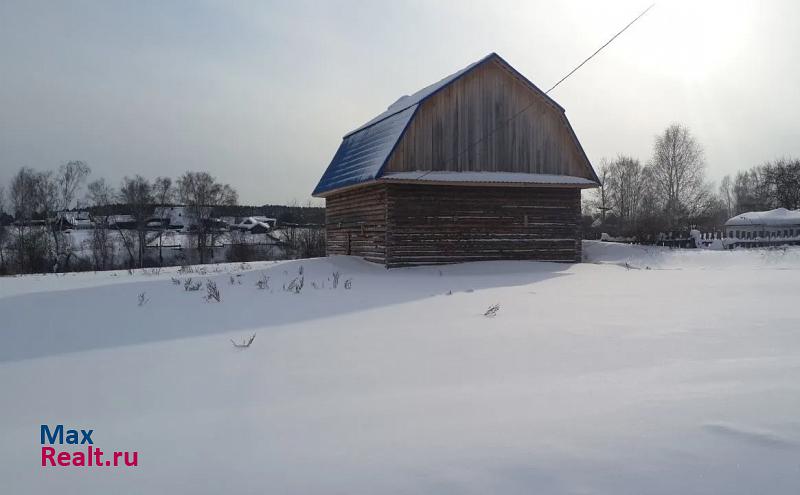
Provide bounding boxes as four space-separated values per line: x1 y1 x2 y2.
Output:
724 208 800 246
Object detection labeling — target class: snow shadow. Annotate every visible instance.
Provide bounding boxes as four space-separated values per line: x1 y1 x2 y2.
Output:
0 256 572 363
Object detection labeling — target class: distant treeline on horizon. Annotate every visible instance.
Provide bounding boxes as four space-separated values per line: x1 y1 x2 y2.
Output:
27 203 326 227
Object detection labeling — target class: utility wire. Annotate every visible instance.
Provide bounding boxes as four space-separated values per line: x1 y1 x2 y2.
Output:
438 3 655 169
546 3 655 94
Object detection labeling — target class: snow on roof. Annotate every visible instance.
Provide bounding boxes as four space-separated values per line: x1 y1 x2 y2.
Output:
725 208 800 227
345 53 562 138
236 217 274 231
381 171 598 187
109 215 135 223
250 216 276 224
345 56 491 137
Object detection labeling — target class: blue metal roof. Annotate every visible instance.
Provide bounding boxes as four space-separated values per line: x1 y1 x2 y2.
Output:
312 104 417 196
313 55 504 197
312 52 595 196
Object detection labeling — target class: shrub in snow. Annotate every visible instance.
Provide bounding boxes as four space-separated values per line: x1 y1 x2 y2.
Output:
231 333 256 348
137 292 149 307
170 277 181 285
205 281 221 302
282 266 305 293
184 278 202 292
285 275 304 294
344 278 352 290
484 303 500 317
255 273 270 290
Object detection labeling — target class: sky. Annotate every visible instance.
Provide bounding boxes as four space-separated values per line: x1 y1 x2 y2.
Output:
1 0 799 206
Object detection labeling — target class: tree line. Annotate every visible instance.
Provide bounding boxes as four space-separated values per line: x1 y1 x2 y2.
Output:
0 164 323 275
585 123 800 239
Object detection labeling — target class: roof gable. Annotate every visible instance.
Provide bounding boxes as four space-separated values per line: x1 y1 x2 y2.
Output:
313 53 598 196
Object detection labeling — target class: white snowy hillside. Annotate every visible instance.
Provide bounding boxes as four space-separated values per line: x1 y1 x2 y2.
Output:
2 241 800 494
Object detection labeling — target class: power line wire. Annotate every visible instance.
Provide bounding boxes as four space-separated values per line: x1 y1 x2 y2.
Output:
546 3 655 94
438 3 655 170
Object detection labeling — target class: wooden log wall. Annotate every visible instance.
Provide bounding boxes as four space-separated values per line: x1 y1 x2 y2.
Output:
384 183 581 267
324 185 388 264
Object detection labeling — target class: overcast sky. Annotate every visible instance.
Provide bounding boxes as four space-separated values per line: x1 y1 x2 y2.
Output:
1 0 798 205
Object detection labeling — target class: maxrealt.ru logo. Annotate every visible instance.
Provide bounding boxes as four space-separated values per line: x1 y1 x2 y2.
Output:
40 425 139 467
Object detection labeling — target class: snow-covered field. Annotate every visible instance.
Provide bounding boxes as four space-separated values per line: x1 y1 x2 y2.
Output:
2 242 799 494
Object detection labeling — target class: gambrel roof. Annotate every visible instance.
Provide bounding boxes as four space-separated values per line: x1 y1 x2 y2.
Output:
313 53 598 197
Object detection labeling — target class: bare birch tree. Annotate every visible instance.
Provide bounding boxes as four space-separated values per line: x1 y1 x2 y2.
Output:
177 172 237 264
86 178 116 270
57 161 91 211
152 176 174 266
718 175 735 218
649 124 710 228
606 155 645 230
10 168 48 272
118 175 154 268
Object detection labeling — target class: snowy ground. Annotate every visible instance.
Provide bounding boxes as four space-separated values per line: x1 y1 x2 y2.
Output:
2 242 800 494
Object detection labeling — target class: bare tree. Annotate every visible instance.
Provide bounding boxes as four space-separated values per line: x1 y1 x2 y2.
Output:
296 226 325 258
649 124 710 228
177 172 238 264
34 170 63 269
10 168 49 273
0 184 7 271
153 177 174 206
41 163 90 271
586 160 612 223
605 155 645 231
152 176 174 266
762 158 800 210
86 178 116 270
734 168 771 213
118 175 154 268
718 174 735 218
57 161 91 211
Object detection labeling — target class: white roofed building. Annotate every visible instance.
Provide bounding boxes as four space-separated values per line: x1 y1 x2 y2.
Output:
724 208 800 246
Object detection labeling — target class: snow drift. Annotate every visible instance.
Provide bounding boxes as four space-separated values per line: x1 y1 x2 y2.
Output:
2 242 800 494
